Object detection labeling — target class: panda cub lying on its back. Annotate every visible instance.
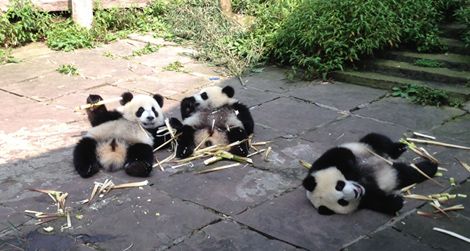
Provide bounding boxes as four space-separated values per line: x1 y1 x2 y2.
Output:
302 133 437 215
73 92 170 178
170 85 254 158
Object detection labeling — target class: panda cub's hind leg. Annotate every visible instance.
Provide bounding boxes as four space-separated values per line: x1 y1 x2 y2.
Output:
227 127 249 157
393 161 438 188
360 133 407 159
73 137 101 178
124 143 154 177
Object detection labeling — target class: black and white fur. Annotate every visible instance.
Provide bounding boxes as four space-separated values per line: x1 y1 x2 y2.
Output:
302 133 437 215
74 92 169 178
170 85 254 158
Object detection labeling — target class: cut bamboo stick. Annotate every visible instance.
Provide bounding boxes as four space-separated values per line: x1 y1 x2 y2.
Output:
74 97 122 111
433 227 470 243
406 138 470 150
113 180 149 189
196 163 240 174
299 160 312 169
456 158 470 173
413 132 436 140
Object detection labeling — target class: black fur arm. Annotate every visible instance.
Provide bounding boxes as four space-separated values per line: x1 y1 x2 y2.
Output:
360 191 404 215
86 94 123 127
232 102 254 135
393 161 437 188
175 125 196 158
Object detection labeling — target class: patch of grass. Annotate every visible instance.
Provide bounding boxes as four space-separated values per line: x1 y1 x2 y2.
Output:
163 61 184 72
132 43 161 57
102 51 116 58
56 64 79 76
0 48 20 64
46 21 95 51
414 58 443 68
391 84 462 107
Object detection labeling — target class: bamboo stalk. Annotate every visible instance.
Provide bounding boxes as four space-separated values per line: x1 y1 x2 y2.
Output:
456 158 470 173
247 148 266 157
403 194 434 201
74 97 122 111
430 201 450 217
400 183 416 193
433 227 470 243
410 164 444 187
413 132 436 140
406 138 470 150
113 180 149 189
366 149 393 165
299 159 312 169
196 163 240 174
264 147 272 161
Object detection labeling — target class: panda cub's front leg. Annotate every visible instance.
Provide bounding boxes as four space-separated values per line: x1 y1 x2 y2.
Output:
175 125 197 158
73 137 101 178
85 94 123 127
124 143 154 177
227 127 249 157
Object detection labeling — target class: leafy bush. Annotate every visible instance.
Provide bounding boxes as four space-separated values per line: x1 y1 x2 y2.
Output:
273 0 447 78
0 48 20 64
0 0 51 47
455 5 470 47
46 21 95 51
414 58 443 68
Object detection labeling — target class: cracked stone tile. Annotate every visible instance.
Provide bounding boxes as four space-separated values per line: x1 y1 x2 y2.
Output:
241 66 313 93
354 97 465 131
287 82 386 111
170 220 301 251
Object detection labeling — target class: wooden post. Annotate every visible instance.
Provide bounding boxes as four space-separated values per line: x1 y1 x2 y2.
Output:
220 0 232 15
72 0 93 29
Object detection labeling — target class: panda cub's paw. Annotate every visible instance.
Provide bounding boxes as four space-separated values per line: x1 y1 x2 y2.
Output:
176 145 194 158
124 161 152 177
384 194 404 214
86 94 104 105
388 142 407 159
229 143 249 157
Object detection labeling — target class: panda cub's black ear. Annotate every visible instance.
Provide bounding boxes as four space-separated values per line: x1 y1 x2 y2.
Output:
153 94 164 108
302 175 317 192
222 86 235 98
121 92 133 105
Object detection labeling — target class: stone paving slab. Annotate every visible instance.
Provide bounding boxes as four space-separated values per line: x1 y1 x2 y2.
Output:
132 46 195 69
432 114 470 144
153 165 299 215
354 97 465 130
287 82 386 111
93 39 148 58
2 72 103 102
241 66 314 94
236 187 390 250
0 59 56 84
251 97 342 135
68 189 220 250
343 228 434 251
170 220 301 251
10 42 55 61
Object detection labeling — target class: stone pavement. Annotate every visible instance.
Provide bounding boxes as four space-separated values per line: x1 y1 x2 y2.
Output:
0 36 469 251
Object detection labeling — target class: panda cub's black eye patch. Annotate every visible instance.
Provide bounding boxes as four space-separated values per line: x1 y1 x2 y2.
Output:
136 107 145 117
152 107 158 117
338 199 349 206
335 180 345 191
200 92 208 100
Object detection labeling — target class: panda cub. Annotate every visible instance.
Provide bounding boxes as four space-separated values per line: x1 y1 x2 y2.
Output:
74 92 169 178
170 85 254 158
302 133 437 215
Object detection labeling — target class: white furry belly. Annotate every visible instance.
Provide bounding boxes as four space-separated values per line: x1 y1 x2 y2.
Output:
96 138 128 172
194 129 228 148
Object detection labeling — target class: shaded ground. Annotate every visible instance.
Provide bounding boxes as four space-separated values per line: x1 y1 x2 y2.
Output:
0 34 469 250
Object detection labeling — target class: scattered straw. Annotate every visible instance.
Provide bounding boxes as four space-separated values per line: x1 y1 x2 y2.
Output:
196 163 240 174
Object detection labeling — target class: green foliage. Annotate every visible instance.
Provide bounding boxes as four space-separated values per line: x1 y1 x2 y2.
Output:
391 84 462 107
273 0 446 79
0 0 51 47
163 61 185 72
132 43 160 57
414 58 443 68
46 21 95 51
0 48 20 64
56 64 79 76
455 5 470 47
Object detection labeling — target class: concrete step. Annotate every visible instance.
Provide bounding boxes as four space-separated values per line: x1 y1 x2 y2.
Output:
366 59 470 85
381 51 470 71
441 38 469 55
331 70 470 100
439 23 466 39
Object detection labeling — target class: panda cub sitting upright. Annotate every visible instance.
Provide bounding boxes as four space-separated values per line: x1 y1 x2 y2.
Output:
302 133 437 215
73 92 169 178
170 85 254 158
